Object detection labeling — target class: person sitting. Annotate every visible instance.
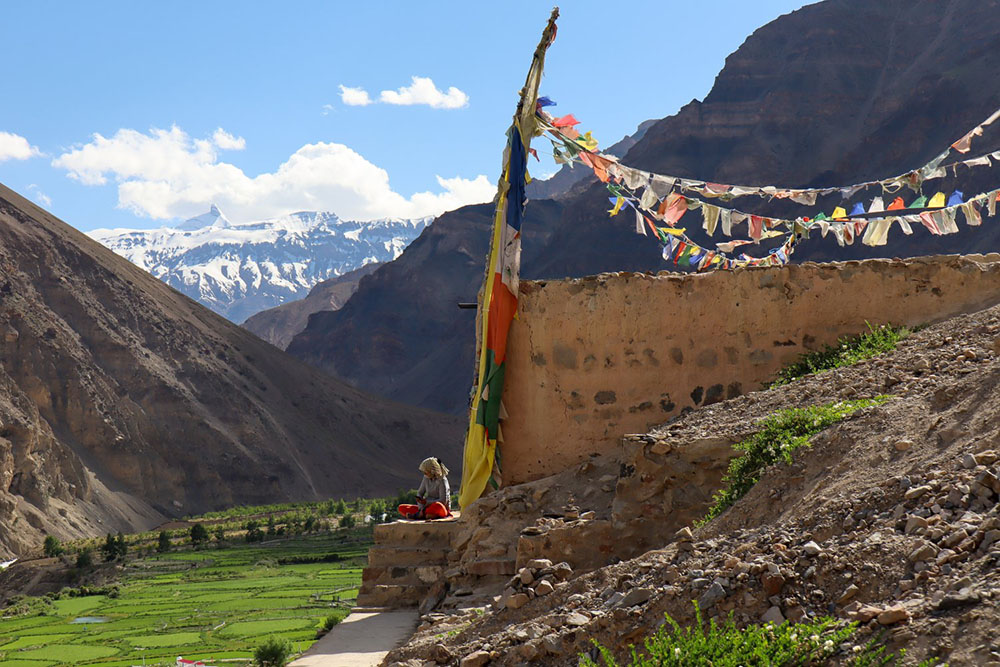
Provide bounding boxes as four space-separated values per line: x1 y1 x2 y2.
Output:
398 457 451 520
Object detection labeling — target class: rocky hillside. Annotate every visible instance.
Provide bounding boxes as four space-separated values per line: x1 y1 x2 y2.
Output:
89 206 429 322
0 184 462 558
241 262 380 349
285 0 1000 415
385 293 1000 666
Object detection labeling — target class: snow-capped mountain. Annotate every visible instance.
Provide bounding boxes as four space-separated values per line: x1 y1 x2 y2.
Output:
89 206 431 322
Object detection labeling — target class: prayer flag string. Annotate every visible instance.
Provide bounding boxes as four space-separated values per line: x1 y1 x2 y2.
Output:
534 104 1000 271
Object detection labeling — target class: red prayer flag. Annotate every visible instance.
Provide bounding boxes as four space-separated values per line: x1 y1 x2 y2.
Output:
552 113 580 128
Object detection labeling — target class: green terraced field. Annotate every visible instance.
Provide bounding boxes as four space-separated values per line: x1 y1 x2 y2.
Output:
0 532 370 666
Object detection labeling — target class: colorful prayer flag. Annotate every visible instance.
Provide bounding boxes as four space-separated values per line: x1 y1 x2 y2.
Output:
460 9 558 510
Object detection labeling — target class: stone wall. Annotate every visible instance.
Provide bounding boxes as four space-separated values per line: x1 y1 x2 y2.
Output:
501 254 1000 484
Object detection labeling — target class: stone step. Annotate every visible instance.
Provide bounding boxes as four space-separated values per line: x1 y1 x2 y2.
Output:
440 593 496 611
464 559 518 577
368 545 450 567
356 583 424 608
374 519 461 549
363 564 444 588
445 574 510 591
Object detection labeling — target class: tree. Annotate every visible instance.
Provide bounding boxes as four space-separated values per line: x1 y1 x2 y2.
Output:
214 526 226 544
157 531 171 553
254 637 292 666
266 516 276 536
101 533 117 561
43 535 64 558
190 523 209 546
245 519 264 543
334 499 347 516
338 514 355 529
369 500 387 524
115 532 127 560
75 549 93 569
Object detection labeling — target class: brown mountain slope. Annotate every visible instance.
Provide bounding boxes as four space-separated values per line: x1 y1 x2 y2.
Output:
287 0 1000 415
242 262 381 349
0 184 461 558
533 0 1000 277
286 199 565 415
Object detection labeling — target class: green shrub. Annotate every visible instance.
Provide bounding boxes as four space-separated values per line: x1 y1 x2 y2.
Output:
254 637 292 666
368 499 387 524
394 489 418 507
770 323 909 386
190 523 209 545
321 612 343 632
157 530 171 553
43 535 64 558
338 514 356 529
101 532 127 561
74 549 93 569
582 606 933 666
245 520 265 543
700 397 890 525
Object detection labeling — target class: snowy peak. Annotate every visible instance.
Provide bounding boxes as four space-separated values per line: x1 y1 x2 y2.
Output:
89 209 430 323
177 204 231 230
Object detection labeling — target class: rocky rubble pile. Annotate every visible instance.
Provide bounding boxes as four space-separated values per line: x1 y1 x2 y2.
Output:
386 300 1000 666
499 558 575 609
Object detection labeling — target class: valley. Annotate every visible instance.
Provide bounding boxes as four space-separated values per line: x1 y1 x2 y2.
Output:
0 500 381 666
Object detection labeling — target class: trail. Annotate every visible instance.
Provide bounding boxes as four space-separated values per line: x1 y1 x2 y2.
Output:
289 610 418 667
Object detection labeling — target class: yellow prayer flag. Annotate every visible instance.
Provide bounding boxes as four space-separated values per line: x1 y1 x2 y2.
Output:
608 197 624 216
928 191 946 208
575 131 599 151
831 206 848 219
657 227 686 236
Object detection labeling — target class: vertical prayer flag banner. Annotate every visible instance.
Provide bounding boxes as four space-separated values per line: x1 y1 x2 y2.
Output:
459 8 559 510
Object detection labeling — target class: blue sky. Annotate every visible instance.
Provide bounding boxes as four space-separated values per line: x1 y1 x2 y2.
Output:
0 1 808 231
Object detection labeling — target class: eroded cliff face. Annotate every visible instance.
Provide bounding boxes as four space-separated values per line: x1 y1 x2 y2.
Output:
0 185 462 557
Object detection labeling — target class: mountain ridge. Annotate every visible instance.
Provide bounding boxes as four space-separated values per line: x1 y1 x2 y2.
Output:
89 208 430 322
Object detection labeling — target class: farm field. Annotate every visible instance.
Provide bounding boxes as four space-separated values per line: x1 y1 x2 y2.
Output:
0 531 372 666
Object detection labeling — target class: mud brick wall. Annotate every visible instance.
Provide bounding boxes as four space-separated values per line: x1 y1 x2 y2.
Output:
501 254 1000 484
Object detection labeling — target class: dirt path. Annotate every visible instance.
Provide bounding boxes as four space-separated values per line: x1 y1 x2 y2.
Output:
289 610 418 667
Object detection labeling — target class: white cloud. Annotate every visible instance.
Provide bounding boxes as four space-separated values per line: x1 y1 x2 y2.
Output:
52 125 494 223
212 128 246 150
0 131 41 162
321 104 335 116
26 184 52 208
378 76 468 109
339 85 372 106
